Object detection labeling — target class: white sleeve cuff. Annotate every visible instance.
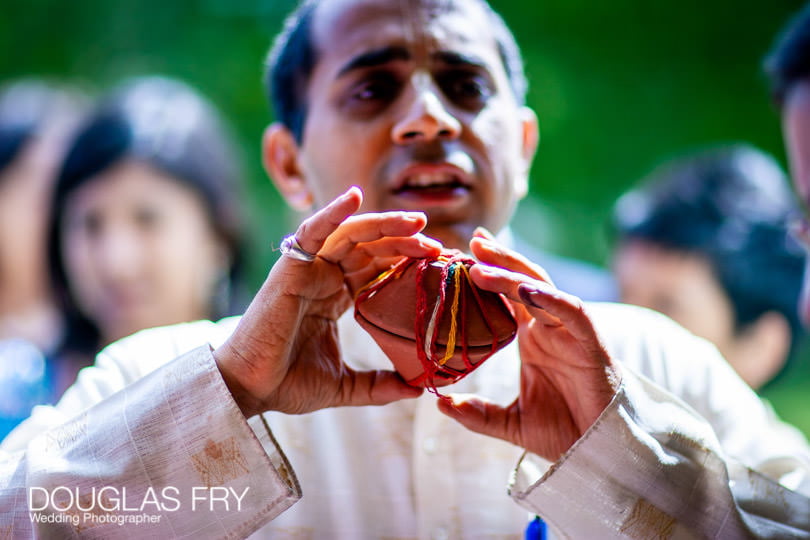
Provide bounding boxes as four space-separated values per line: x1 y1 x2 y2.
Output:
508 368 810 537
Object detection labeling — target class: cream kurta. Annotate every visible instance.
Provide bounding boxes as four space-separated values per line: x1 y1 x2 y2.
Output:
1 303 809 538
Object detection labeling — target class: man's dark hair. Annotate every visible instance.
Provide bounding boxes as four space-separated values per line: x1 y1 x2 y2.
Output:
764 3 810 106
613 144 805 385
265 0 528 143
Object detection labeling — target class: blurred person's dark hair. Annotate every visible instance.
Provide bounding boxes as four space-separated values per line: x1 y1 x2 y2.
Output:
264 0 528 143
764 2 810 107
47 76 247 357
613 144 805 382
0 78 87 184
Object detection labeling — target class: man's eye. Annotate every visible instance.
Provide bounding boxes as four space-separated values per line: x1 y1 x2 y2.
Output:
344 74 401 116
439 72 493 109
350 76 399 102
353 83 385 101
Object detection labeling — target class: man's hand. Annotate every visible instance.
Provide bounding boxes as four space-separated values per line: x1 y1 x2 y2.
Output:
437 230 621 461
214 187 441 417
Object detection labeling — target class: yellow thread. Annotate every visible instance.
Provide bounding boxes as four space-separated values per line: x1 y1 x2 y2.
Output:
354 264 401 299
440 263 462 365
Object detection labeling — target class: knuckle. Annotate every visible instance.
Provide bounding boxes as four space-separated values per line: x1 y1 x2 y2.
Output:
296 219 313 239
295 218 315 242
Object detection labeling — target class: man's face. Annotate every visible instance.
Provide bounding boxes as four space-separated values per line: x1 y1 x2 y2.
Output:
783 79 810 324
266 0 537 249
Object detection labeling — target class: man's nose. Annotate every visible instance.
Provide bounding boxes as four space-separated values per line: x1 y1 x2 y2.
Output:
391 85 461 144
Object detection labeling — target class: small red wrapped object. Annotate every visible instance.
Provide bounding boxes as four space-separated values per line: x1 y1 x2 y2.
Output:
354 250 517 390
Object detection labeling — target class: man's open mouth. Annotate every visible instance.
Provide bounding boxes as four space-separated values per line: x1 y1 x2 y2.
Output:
392 166 473 197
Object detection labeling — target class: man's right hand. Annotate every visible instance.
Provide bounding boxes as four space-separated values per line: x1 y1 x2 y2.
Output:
214 187 441 417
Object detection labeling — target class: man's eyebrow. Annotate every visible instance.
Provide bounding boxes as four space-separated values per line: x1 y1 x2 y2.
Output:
337 46 410 77
434 51 488 70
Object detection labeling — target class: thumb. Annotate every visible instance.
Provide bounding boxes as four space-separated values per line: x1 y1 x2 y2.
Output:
436 393 512 440
341 369 424 406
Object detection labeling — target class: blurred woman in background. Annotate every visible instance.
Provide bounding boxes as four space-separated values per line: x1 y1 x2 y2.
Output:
612 144 805 389
47 75 247 383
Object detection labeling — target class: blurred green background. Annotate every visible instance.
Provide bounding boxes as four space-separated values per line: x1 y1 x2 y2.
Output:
2 0 808 433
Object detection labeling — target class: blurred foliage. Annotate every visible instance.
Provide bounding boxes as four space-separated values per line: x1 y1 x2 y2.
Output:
2 0 808 431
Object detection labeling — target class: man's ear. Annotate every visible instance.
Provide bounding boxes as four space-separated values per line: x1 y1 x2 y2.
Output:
520 106 540 164
515 106 539 198
262 123 313 212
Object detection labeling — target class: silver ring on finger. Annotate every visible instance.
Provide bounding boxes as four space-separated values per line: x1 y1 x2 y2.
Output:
280 234 318 262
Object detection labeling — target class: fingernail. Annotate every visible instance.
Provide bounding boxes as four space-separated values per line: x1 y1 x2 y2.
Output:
448 394 485 414
412 236 441 252
475 263 500 276
342 186 362 199
518 283 546 309
473 226 495 239
404 211 428 223
444 394 465 410
421 236 443 248
473 235 496 246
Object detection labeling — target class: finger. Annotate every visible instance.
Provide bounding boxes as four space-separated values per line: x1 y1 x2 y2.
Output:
321 212 439 262
436 393 514 442
470 237 555 286
337 235 440 273
344 256 403 293
470 264 564 326
339 369 424 406
517 282 599 343
294 186 364 255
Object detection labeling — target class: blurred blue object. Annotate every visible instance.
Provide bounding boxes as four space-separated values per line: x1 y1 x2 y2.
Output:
0 338 53 439
525 515 548 540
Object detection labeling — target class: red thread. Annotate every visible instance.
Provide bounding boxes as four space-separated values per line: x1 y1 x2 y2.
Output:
356 253 506 398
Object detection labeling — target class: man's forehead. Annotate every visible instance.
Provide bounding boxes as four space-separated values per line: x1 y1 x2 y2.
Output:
310 0 497 60
313 0 486 23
